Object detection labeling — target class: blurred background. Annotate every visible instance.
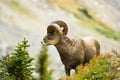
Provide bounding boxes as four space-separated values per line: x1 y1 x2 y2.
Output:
0 0 120 79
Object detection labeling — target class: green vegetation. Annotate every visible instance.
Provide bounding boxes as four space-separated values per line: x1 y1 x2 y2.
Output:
8 38 34 80
0 38 34 80
74 56 114 80
0 39 53 80
77 8 120 42
61 50 120 80
77 8 120 41
36 45 53 80
51 0 120 42
96 27 120 41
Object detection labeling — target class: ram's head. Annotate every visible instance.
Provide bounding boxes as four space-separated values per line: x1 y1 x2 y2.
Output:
43 21 68 45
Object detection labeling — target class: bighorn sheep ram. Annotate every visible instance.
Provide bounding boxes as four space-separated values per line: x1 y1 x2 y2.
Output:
43 20 100 76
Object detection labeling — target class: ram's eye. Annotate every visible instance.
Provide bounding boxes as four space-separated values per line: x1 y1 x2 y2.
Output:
47 28 56 34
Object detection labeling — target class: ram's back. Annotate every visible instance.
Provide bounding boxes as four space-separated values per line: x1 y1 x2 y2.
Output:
82 36 100 63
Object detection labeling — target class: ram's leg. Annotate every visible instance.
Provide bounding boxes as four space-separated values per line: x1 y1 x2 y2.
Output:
65 66 70 76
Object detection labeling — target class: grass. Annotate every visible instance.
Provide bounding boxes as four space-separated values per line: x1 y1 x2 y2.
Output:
75 5 120 42
95 27 120 41
51 0 120 42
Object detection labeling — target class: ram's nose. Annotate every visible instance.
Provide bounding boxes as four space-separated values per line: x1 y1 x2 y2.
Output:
41 36 48 46
41 41 46 46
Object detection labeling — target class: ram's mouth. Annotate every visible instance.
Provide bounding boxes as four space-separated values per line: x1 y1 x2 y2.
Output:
43 35 60 45
41 41 50 46
42 36 51 46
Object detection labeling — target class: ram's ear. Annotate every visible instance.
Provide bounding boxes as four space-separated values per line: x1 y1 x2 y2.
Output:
51 20 68 35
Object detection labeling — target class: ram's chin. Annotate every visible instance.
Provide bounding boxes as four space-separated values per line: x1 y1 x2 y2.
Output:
41 42 50 46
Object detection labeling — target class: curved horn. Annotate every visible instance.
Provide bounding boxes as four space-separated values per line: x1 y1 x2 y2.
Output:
44 24 62 45
47 23 63 34
51 20 68 35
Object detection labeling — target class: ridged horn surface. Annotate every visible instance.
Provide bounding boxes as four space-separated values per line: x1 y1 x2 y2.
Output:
51 20 68 35
45 24 62 45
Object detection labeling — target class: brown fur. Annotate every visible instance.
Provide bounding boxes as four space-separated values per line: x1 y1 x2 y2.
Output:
54 36 100 75
43 21 100 76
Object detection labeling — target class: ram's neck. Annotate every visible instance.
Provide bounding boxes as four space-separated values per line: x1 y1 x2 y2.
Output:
55 36 73 55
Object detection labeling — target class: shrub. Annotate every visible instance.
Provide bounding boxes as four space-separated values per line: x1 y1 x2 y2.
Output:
61 50 120 80
0 38 34 80
0 39 54 80
36 45 53 80
74 56 115 80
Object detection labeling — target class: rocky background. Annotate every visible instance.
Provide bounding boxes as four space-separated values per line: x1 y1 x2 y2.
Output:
0 0 120 79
